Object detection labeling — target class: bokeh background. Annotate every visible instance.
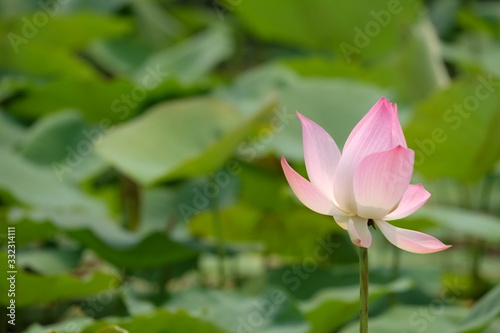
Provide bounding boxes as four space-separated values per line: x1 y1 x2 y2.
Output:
1 0 500 332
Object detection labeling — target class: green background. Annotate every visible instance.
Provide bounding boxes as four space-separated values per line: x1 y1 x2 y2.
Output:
0 0 500 332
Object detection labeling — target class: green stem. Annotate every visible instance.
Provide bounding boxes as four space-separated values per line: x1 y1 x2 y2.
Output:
359 246 369 333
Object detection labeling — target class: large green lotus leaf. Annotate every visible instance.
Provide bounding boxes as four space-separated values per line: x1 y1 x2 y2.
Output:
19 110 86 164
456 284 500 333
0 149 108 212
9 208 199 269
405 78 500 182
412 205 500 242
140 175 239 234
239 15 448 105
5 12 129 49
87 36 153 77
0 110 24 148
234 0 418 59
0 0 130 17
0 41 97 80
0 252 119 307
59 0 129 14
17 248 81 275
129 0 183 47
389 14 450 102
87 25 229 99
81 309 226 333
279 16 450 104
67 230 199 269
1 13 130 79
165 288 310 333
18 110 108 182
0 0 40 16
215 63 298 116
23 317 94 333
7 77 137 123
7 207 132 248
301 279 412 333
96 96 274 185
443 33 500 78
339 305 467 333
270 78 390 161
0 218 57 246
485 320 500 333
132 25 232 86
427 0 461 38
0 148 199 268
88 16 214 80
280 57 380 83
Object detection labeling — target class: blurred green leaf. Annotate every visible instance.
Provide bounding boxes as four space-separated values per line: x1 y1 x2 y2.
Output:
405 77 500 182
216 63 297 115
0 110 24 148
1 218 56 246
23 317 95 333
1 43 97 80
0 252 119 307
415 205 500 242
485 319 500 333
67 230 199 269
19 110 86 164
8 78 136 123
0 149 108 211
132 25 232 85
82 309 226 333
235 0 418 59
9 208 200 269
130 0 182 46
18 249 80 275
281 57 370 80
166 288 310 333
390 14 450 102
97 96 274 185
457 283 500 333
339 305 466 333
94 325 129 333
428 0 461 38
444 34 500 78
140 175 239 234
0 0 41 17
18 110 107 182
59 0 130 14
0 146 199 269
1 13 131 78
87 36 153 77
9 12 130 48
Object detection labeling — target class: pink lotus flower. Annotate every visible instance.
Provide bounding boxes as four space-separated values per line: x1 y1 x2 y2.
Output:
281 97 451 254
